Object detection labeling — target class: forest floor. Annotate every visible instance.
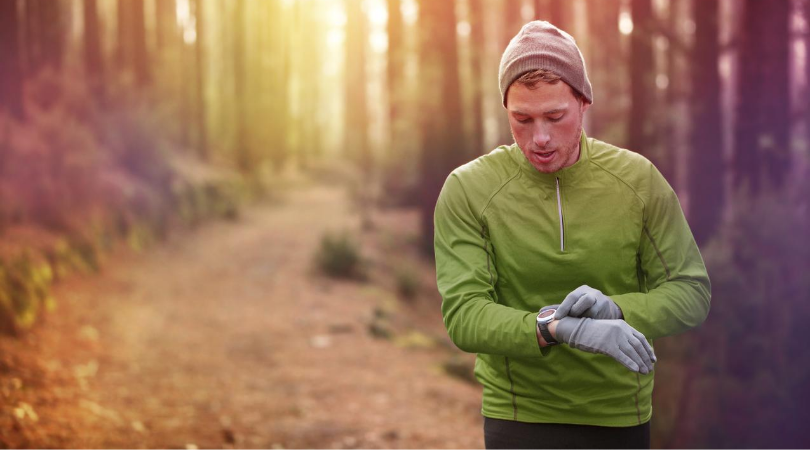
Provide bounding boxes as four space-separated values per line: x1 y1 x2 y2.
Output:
0 179 484 449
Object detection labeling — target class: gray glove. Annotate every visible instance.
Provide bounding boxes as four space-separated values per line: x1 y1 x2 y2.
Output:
555 317 656 374
554 285 623 320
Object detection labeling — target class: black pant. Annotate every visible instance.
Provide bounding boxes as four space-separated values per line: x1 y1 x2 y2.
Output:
484 417 651 449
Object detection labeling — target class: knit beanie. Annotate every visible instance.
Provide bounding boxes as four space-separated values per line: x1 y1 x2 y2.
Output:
498 20 593 107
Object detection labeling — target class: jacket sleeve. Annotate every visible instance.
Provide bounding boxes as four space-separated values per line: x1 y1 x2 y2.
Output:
434 173 544 359
610 165 711 340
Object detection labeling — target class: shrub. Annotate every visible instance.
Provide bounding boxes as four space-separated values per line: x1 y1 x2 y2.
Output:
315 230 364 279
395 263 421 300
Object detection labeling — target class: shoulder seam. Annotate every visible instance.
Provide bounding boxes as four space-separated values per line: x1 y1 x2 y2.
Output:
588 158 648 217
479 162 522 221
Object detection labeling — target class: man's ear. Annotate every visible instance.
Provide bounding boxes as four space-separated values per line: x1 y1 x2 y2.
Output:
580 100 591 114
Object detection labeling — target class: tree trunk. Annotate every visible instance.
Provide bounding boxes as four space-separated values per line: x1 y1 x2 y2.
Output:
628 0 656 158
387 0 404 150
418 0 465 253
234 0 250 172
193 0 208 160
688 0 723 245
498 0 522 146
345 0 370 168
549 0 570 31
116 0 130 72
131 0 150 86
0 0 24 119
156 0 177 51
344 0 371 226
585 0 622 140
733 0 790 194
83 0 106 103
468 0 485 155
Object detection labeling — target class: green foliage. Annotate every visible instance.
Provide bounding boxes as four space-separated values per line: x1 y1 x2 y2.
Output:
394 263 421 300
315 230 364 280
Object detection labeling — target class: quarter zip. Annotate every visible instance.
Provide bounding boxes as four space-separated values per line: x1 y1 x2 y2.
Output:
555 177 565 252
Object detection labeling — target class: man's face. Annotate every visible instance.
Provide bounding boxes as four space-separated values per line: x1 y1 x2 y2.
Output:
506 81 590 174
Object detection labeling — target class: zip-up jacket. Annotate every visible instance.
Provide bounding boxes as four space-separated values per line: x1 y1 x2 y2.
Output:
434 131 711 426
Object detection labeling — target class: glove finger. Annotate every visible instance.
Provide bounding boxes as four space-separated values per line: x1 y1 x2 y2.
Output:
628 335 654 373
610 346 640 373
555 289 584 319
632 329 657 363
570 293 596 317
618 343 647 374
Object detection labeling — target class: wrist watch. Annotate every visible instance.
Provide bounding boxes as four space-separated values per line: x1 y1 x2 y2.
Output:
536 308 559 346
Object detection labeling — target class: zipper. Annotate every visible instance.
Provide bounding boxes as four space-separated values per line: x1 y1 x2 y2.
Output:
555 177 565 252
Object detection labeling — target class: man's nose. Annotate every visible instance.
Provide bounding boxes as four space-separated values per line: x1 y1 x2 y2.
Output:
533 124 551 148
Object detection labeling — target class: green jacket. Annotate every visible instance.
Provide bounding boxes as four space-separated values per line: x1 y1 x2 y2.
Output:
434 131 710 426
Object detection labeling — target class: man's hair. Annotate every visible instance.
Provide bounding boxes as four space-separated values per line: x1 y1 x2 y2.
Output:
513 69 585 104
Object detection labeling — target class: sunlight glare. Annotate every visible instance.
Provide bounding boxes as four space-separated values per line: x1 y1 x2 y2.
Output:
401 0 418 26
457 21 471 37
368 2 388 26
370 30 388 53
619 11 633 35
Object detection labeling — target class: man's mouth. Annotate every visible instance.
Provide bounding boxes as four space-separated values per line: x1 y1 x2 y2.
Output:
533 150 555 161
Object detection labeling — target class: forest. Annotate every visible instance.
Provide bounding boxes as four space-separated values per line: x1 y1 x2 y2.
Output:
0 0 808 448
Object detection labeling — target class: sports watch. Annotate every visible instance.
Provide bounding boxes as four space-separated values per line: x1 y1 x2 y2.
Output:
536 308 559 346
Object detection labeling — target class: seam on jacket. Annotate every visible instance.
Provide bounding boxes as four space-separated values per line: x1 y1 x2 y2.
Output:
588 158 648 213
478 163 522 222
480 225 495 287
636 372 641 425
643 226 672 280
504 357 518 420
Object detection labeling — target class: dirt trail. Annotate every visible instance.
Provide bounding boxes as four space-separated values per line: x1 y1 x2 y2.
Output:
0 183 483 449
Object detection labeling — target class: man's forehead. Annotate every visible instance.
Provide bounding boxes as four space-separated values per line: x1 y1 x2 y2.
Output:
509 103 569 116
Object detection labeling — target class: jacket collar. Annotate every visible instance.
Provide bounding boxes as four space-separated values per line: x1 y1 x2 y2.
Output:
509 130 591 186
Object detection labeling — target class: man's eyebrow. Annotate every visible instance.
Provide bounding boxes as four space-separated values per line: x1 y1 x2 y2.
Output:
511 108 566 116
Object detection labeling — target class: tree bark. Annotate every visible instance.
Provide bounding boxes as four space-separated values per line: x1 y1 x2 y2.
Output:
688 0 724 245
468 0 485 155
156 0 177 51
733 0 790 194
83 0 106 103
193 0 208 160
387 0 404 150
0 0 24 119
498 0 523 146
585 0 622 140
234 0 250 172
418 0 465 253
628 0 656 158
131 0 150 86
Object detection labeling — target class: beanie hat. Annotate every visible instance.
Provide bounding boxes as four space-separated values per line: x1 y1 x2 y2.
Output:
498 20 593 107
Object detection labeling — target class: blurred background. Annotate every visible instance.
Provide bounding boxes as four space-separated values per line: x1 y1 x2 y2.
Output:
0 0 808 448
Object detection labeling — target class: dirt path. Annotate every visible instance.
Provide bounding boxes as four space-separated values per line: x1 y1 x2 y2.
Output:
0 183 483 449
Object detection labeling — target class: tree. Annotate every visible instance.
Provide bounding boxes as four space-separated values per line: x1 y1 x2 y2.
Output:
467 0 486 155
498 0 523 147
131 0 150 86
387 0 404 149
688 0 723 245
344 0 372 226
155 0 177 51
585 0 622 141
0 0 24 120
83 0 106 103
234 0 250 172
733 0 790 194
628 0 656 160
193 0 208 159
417 0 465 252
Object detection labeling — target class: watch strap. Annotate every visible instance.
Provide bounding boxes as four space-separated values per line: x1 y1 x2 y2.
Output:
538 321 558 346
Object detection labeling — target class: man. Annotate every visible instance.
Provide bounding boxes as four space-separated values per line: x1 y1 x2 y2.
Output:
434 21 710 449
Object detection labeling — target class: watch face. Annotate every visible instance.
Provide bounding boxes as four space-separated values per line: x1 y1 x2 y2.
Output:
537 308 557 325
538 309 556 319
